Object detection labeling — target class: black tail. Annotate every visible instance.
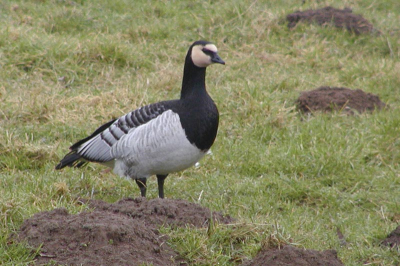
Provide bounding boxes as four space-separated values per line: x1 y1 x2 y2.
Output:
55 151 87 170
56 118 117 170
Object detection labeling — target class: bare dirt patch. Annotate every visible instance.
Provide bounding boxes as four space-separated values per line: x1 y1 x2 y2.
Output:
15 198 233 266
15 198 346 265
17 208 178 266
296 86 386 114
242 245 344 266
287 6 375 35
83 197 233 228
381 225 400 248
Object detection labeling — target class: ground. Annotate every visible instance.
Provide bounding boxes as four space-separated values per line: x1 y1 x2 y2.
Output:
5 4 399 265
381 225 400 248
15 198 232 266
296 86 386 114
14 197 397 265
287 6 376 35
12 84 393 265
241 245 343 266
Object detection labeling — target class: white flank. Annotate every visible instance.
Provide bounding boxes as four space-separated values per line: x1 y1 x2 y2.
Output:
111 110 205 179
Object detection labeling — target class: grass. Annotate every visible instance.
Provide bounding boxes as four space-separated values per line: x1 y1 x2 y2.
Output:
1 0 400 265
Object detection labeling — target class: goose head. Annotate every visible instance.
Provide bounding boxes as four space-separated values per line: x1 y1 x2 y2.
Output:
189 40 225 68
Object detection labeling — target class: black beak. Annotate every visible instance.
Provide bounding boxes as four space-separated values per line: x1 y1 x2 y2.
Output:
211 53 225 65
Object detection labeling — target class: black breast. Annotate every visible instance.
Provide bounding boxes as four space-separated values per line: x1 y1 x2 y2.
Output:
167 95 219 151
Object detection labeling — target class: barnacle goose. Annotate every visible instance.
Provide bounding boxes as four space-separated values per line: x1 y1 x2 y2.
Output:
56 40 225 198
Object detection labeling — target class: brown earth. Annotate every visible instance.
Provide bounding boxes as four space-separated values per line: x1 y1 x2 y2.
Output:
381 225 400 248
15 198 233 266
83 197 233 228
17 208 178 266
296 86 386 114
242 245 344 266
16 197 394 265
287 6 375 35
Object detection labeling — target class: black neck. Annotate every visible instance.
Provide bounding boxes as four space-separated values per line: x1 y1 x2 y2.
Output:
180 57 208 99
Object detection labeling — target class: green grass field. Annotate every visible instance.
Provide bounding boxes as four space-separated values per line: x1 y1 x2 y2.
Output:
1 0 400 265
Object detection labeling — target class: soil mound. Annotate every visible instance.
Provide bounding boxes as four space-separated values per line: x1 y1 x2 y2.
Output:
296 86 385 114
242 245 344 266
15 198 233 266
15 198 346 265
84 197 234 228
17 208 178 266
381 225 400 248
287 6 375 34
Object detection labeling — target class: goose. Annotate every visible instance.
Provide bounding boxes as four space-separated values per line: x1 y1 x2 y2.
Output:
55 40 225 198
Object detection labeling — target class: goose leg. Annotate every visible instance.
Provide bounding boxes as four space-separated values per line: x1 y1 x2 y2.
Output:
135 178 147 197
157 174 168 199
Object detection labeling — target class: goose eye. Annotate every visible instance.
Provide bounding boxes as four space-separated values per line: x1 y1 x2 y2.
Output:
202 49 213 56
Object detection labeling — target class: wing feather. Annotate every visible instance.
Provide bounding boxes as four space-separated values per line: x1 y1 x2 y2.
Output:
58 102 169 167
111 111 179 164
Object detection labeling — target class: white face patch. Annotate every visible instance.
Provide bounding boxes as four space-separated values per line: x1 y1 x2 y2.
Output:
204 44 217 53
191 44 218 68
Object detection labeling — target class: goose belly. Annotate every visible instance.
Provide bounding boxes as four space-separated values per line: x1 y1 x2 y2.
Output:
113 139 206 179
